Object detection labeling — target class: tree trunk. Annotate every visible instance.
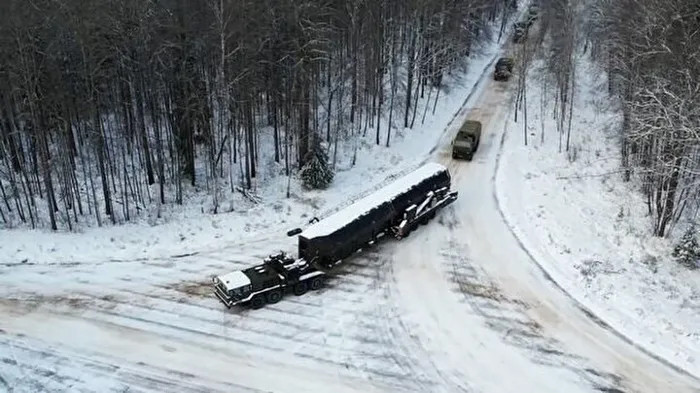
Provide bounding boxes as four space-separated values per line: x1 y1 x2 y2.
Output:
404 25 417 128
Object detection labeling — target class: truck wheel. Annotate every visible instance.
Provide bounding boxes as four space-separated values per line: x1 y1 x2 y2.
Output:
293 282 308 296
250 295 265 309
266 290 282 304
310 277 324 291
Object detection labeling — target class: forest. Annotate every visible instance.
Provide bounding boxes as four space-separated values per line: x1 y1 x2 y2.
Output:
586 0 700 237
510 0 700 238
0 0 698 238
0 0 514 231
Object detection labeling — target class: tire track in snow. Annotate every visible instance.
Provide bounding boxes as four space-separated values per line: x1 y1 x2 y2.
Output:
0 373 10 393
0 335 257 393
3 296 424 392
3 251 434 392
380 248 475 393
81 289 392 358
365 252 454 393
440 234 629 392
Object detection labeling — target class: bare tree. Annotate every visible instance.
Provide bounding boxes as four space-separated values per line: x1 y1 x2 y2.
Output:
587 0 700 236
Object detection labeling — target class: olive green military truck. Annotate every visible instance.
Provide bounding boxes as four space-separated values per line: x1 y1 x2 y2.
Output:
452 120 481 161
513 21 528 43
494 57 514 81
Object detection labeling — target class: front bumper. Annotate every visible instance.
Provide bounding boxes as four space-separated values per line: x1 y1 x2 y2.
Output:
452 150 473 160
494 72 511 81
213 279 236 308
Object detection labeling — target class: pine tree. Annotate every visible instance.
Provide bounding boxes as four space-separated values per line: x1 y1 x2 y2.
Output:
300 137 334 190
672 225 700 269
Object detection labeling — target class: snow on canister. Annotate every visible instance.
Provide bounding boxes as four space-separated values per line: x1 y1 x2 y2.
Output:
301 162 449 239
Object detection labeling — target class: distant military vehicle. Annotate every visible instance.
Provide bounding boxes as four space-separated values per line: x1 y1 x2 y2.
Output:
527 4 540 25
494 57 514 81
513 22 528 43
452 120 481 160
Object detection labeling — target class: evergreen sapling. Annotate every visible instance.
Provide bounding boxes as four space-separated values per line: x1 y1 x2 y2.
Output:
672 225 700 269
300 138 334 190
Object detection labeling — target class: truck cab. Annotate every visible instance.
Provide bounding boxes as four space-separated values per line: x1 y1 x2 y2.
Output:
513 21 528 43
452 120 481 161
527 4 539 25
494 57 514 81
213 270 254 307
213 252 325 309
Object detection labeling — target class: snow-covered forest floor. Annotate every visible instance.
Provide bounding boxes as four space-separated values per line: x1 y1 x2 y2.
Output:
0 40 502 266
497 55 700 377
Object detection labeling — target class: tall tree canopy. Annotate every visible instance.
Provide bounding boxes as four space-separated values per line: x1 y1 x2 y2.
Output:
0 0 513 230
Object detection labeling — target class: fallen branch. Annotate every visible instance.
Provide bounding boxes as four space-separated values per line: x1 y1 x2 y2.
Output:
555 169 626 180
236 186 262 204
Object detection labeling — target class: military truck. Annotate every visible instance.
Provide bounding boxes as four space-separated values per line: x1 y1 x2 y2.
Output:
513 21 528 43
494 57 514 81
452 120 481 160
213 163 459 309
213 253 324 309
527 4 539 25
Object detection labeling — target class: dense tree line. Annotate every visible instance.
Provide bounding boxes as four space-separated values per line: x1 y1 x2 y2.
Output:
588 0 700 237
0 0 515 230
531 0 699 237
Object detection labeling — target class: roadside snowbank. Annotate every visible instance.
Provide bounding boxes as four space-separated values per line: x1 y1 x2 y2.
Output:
0 37 503 265
495 57 700 378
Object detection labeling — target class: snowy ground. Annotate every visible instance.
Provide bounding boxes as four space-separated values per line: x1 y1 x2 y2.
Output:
496 56 700 378
2 17 700 393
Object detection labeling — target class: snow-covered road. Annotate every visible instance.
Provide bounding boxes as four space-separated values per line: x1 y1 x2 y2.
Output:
2 48 699 393
399 76 700 392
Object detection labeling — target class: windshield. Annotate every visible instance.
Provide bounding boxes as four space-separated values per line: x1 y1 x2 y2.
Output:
228 285 251 300
454 140 473 148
